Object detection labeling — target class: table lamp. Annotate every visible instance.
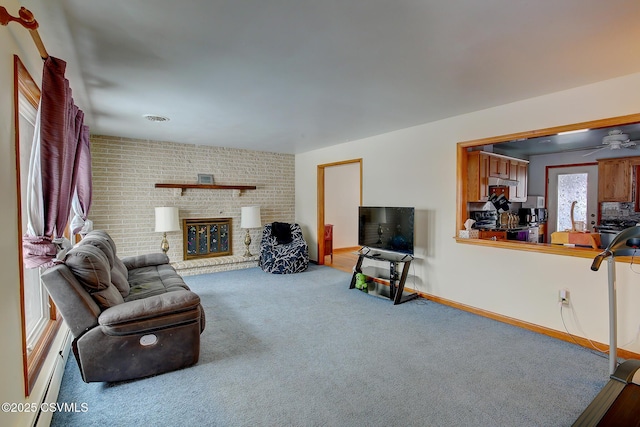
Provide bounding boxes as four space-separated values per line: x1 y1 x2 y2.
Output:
241 206 261 257
155 207 180 254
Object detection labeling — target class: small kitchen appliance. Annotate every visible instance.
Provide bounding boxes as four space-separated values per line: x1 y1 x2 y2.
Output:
518 208 537 226
535 208 548 223
523 196 545 209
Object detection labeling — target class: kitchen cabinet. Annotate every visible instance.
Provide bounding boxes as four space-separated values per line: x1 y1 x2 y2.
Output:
467 151 528 202
598 158 632 202
489 156 510 178
467 151 490 201
508 160 528 202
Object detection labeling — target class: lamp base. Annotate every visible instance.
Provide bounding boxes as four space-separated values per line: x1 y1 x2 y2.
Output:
160 232 169 254
243 229 253 257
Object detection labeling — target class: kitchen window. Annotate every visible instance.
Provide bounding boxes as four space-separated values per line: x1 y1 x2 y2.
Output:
456 112 640 260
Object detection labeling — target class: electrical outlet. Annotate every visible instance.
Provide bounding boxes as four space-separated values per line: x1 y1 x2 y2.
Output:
558 289 570 306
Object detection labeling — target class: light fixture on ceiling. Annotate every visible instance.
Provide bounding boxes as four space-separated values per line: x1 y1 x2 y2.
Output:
143 114 170 122
557 128 589 136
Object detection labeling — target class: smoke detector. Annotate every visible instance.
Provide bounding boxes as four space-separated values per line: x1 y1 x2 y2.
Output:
143 114 170 122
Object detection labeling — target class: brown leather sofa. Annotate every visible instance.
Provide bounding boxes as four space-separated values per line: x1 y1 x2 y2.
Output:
41 230 205 383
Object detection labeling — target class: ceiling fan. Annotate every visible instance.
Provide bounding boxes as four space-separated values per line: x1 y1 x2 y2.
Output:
583 129 639 156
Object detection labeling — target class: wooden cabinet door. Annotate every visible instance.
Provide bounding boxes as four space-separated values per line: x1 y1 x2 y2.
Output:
509 160 518 181
489 155 509 178
467 152 490 201
507 160 528 202
598 158 631 202
515 162 528 201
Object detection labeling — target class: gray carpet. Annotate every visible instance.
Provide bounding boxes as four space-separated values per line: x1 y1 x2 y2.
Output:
51 265 608 426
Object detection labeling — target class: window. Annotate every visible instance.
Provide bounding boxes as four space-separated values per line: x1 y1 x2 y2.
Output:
557 173 588 231
14 55 62 396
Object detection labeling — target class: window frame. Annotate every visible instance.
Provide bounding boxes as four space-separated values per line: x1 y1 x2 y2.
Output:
455 112 640 260
14 55 62 397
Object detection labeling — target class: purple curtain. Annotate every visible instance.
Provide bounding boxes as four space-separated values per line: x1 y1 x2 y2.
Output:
70 125 92 234
22 57 92 268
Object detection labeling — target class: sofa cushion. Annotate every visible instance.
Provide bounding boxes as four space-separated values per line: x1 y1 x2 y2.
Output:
121 253 170 270
100 290 201 326
79 234 115 265
125 264 190 301
91 284 125 309
78 234 130 298
87 230 129 280
64 245 125 309
65 245 111 291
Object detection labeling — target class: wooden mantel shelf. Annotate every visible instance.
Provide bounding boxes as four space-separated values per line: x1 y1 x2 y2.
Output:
155 183 256 190
155 183 257 196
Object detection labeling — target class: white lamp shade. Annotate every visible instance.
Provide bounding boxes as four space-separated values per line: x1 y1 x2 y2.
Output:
155 207 180 232
371 207 387 223
241 206 262 229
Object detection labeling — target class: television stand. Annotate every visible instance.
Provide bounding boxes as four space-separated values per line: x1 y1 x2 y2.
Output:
349 249 418 305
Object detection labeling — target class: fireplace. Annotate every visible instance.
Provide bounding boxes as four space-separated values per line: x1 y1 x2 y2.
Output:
183 218 232 260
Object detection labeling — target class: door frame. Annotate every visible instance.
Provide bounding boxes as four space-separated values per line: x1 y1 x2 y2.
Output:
317 159 363 265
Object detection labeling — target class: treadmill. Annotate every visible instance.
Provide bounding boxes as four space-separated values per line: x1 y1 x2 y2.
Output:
573 226 640 427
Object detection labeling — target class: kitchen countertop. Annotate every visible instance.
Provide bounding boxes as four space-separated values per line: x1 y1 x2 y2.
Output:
550 231 601 249
474 226 532 232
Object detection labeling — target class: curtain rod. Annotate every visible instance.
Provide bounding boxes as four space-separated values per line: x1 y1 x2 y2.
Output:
0 6 49 59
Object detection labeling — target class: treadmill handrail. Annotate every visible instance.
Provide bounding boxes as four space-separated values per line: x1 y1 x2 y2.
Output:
590 251 611 271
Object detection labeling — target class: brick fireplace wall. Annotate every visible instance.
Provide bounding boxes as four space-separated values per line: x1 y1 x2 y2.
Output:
89 135 295 273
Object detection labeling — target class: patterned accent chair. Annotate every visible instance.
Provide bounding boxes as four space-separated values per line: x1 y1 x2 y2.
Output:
259 222 309 274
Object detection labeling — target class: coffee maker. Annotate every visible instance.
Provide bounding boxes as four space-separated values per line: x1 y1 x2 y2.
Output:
518 208 537 225
535 208 548 223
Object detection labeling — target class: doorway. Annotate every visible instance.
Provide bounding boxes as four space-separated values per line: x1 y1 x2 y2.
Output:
317 159 362 265
546 164 598 236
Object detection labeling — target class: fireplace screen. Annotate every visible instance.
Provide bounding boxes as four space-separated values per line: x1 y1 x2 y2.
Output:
183 218 232 260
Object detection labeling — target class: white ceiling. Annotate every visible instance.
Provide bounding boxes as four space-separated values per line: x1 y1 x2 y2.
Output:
21 0 640 154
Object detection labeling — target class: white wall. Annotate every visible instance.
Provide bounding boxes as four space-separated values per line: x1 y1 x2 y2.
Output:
1 1 71 425
325 163 359 249
296 72 640 356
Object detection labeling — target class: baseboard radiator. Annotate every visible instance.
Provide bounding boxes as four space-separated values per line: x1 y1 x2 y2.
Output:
33 330 72 427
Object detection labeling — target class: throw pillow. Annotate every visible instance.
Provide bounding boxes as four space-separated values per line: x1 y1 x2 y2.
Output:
271 222 293 244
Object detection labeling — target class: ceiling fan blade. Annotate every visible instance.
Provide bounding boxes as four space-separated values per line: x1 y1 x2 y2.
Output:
582 146 608 157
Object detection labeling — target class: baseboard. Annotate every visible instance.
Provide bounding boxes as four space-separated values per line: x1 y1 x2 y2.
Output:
34 330 72 427
413 290 640 361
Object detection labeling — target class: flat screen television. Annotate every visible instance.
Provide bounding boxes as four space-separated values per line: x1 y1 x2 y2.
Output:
358 206 415 255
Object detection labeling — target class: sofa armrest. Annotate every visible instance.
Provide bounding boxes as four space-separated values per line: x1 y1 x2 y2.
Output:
121 253 170 270
98 290 201 327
